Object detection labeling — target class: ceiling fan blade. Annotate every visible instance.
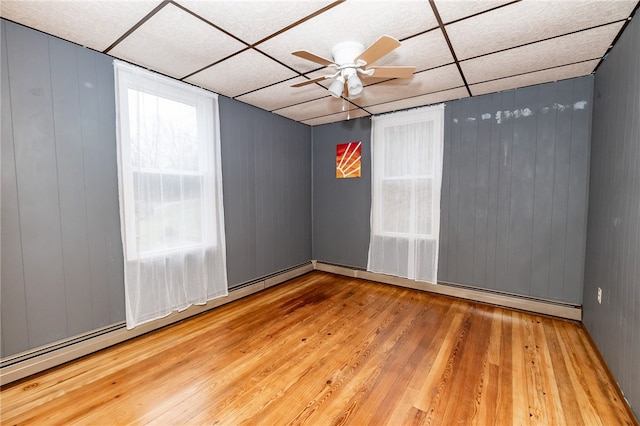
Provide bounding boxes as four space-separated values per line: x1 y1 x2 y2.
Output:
290 76 328 88
292 50 335 66
367 66 416 79
355 35 401 66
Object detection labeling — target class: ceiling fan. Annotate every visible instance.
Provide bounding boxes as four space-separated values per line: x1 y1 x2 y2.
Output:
290 35 415 100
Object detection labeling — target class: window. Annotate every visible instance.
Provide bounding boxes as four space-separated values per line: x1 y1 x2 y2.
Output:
378 120 436 237
114 61 227 328
368 105 444 283
117 67 217 260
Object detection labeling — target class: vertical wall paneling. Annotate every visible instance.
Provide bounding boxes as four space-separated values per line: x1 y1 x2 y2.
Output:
1 20 30 356
95 53 125 324
507 86 537 296
564 76 592 304
253 119 274 274
312 118 372 269
5 23 68 348
457 98 479 284
219 97 258 285
494 89 515 294
1 20 124 357
77 47 111 328
285 123 313 269
439 78 592 304
48 37 93 335
444 101 462 282
584 13 640 416
472 94 493 288
219 97 312 287
484 92 504 291
548 81 573 301
530 82 556 298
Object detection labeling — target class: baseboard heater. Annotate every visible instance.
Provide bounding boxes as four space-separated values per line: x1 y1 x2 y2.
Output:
0 262 314 386
313 261 582 322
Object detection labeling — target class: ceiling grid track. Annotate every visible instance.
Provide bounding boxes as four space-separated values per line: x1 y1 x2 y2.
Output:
428 0 472 98
102 0 170 54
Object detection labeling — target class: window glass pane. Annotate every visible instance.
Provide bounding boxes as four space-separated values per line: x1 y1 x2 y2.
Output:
125 87 209 256
382 179 412 233
133 172 203 253
384 126 411 177
383 121 434 177
128 89 200 172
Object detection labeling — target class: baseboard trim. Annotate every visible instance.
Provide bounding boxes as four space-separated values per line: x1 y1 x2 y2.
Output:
0 263 313 386
314 261 582 321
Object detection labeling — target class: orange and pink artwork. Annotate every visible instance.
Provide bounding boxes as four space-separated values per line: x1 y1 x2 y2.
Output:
336 142 361 178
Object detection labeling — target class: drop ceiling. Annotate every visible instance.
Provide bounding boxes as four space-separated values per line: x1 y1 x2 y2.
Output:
1 0 638 126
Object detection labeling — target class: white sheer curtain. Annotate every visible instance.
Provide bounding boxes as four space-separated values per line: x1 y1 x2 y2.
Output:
367 104 444 283
114 61 228 329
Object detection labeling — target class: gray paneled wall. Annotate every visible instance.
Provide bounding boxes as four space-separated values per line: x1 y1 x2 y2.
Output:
584 14 640 416
439 78 593 305
1 20 312 358
311 80 592 305
1 20 125 357
312 118 372 269
219 97 312 288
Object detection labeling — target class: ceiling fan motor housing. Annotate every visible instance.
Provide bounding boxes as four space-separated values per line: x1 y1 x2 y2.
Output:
331 41 365 66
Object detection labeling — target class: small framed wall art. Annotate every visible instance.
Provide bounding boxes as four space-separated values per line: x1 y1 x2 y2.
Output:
336 141 361 178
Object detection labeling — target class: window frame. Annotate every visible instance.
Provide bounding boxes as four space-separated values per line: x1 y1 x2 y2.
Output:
371 108 443 241
115 62 218 262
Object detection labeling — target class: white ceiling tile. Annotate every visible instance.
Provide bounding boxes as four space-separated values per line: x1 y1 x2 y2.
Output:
364 87 469 114
235 76 331 111
176 1 336 44
447 0 636 60
469 60 600 96
373 29 454 72
185 50 298 98
353 64 465 107
258 1 439 73
302 109 371 126
274 97 362 122
0 0 162 51
109 3 246 79
460 22 624 84
433 0 514 24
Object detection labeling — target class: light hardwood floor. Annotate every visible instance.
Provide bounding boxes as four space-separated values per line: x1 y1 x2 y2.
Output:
1 271 637 425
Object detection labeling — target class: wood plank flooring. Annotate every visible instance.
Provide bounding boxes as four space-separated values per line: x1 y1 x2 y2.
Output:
1 271 637 425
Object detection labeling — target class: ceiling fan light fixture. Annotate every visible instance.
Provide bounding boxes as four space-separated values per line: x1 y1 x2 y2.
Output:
347 73 363 98
328 75 345 98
